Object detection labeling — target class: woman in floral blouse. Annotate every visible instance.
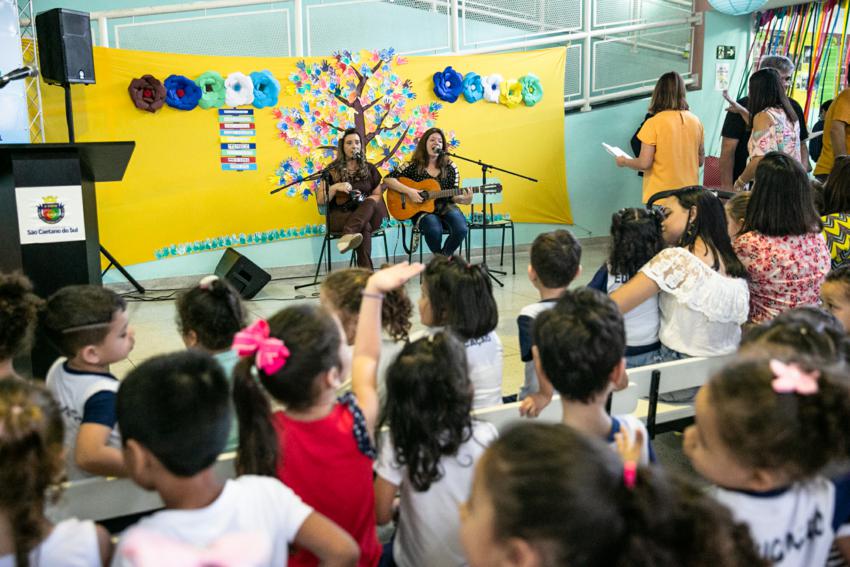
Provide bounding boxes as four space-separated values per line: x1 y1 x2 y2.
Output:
733 152 830 324
734 68 801 191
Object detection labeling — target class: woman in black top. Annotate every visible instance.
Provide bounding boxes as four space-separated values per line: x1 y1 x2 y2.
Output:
318 128 387 269
384 128 471 256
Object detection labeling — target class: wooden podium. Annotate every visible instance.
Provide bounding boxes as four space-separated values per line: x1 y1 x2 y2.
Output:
0 142 135 377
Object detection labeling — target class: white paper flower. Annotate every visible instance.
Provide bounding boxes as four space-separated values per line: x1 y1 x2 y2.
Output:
483 74 504 103
225 72 255 107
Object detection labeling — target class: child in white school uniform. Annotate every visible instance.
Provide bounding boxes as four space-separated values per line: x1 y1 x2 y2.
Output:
684 356 850 567
111 350 359 567
0 380 112 566
43 285 135 479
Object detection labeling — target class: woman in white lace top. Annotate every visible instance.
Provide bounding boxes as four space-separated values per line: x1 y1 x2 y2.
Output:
611 186 750 358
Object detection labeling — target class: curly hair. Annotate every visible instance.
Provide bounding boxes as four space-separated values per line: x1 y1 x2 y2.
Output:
708 356 850 482
379 331 473 491
740 306 850 365
0 272 43 361
0 380 65 567
175 276 247 351
480 423 767 567
423 256 498 341
607 208 664 278
532 288 625 402
233 305 342 476
321 267 412 343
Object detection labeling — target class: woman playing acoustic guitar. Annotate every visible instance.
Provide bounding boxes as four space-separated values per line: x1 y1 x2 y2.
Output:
318 128 388 269
384 128 472 256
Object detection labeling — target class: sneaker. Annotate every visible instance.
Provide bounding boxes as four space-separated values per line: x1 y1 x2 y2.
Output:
337 233 363 253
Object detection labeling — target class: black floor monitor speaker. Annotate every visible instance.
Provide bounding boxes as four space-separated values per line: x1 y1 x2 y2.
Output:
35 8 95 86
214 248 271 299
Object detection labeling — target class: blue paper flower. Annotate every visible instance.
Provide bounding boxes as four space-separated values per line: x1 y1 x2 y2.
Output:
164 75 202 110
462 72 483 103
519 74 544 106
251 70 280 108
433 66 464 103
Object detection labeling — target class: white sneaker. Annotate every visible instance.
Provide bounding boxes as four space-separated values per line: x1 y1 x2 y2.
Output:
337 233 363 253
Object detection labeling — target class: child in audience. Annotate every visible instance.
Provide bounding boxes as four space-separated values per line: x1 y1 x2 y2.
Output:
320 267 412 401
43 285 134 479
684 356 850 567
741 306 850 364
821 266 850 331
112 350 359 567
460 422 767 567
588 208 663 367
0 380 112 567
374 331 497 566
234 262 424 567
0 272 43 380
520 288 654 464
175 274 247 452
418 256 502 408
725 192 750 239
517 230 581 400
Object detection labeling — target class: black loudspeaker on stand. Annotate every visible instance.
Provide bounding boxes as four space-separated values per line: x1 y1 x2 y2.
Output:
215 248 271 299
36 8 144 294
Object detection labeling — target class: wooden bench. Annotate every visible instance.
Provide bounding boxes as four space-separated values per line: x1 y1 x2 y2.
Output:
46 451 236 523
47 356 732 524
473 355 733 437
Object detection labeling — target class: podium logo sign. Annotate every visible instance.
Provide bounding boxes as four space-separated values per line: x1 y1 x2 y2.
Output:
16 185 86 245
37 196 65 224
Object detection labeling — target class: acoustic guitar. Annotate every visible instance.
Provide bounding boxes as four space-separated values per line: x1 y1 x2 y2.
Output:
386 177 502 221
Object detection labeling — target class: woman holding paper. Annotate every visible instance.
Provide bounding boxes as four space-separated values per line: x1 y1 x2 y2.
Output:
614 72 704 203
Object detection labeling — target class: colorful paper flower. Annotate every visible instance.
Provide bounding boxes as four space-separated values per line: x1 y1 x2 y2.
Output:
483 74 503 103
462 72 483 103
224 72 255 107
195 71 225 109
432 66 464 103
499 79 523 108
128 75 166 113
251 70 280 108
164 75 202 110
519 74 544 106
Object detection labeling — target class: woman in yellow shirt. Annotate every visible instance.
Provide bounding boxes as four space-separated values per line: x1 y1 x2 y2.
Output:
615 72 705 203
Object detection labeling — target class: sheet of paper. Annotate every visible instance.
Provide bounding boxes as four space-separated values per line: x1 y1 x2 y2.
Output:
602 142 630 159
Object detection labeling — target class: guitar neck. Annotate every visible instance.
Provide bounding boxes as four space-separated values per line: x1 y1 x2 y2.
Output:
433 186 488 199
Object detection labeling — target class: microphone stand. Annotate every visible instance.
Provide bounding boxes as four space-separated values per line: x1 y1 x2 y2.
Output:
272 168 335 290
444 151 537 287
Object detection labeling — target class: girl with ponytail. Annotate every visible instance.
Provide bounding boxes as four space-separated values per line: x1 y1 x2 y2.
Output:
459 422 766 567
0 380 111 566
232 262 424 567
417 255 502 408
176 275 247 452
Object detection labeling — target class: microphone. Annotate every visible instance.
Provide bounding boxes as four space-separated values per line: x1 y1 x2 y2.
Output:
0 66 38 89
353 151 363 161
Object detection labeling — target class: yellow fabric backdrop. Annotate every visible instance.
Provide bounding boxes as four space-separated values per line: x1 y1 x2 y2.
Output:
42 46 568 266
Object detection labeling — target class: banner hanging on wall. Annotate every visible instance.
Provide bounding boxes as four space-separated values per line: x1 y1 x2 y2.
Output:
41 46 568 266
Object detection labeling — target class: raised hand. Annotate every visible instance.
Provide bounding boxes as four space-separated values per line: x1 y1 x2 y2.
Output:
365 262 425 294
